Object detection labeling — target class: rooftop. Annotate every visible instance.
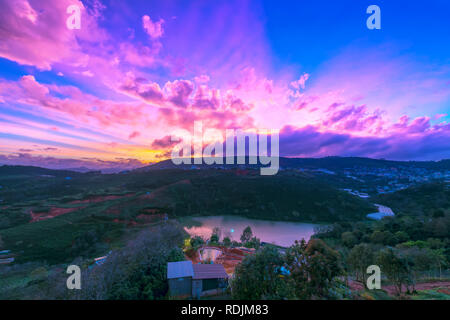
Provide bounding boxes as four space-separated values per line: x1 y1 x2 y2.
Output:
167 261 228 280
193 263 228 280
167 261 194 279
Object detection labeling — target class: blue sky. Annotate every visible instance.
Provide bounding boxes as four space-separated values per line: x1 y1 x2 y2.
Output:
0 0 449 170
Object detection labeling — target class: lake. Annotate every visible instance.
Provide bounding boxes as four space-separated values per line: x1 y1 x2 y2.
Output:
183 216 320 247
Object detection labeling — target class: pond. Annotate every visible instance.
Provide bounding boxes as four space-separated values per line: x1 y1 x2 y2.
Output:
183 216 320 248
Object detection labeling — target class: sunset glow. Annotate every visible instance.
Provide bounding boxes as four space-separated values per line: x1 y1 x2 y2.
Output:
1 0 449 171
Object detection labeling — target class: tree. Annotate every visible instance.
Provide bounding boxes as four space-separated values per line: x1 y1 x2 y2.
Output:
285 239 341 299
394 231 409 243
190 236 205 249
245 236 261 249
210 227 220 243
430 249 447 280
376 248 409 295
222 237 231 247
240 226 253 244
231 246 294 299
71 229 100 257
403 247 435 292
52 221 187 300
347 243 376 287
426 238 444 249
432 209 445 218
341 231 357 247
370 230 393 245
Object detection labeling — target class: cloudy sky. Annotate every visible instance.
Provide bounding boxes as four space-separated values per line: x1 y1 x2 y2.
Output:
0 0 449 170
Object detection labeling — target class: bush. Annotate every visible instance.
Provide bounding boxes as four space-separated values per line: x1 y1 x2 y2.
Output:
232 246 293 300
41 222 186 300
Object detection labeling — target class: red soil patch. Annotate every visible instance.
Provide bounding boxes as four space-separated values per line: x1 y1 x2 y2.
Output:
217 247 254 274
382 281 450 296
235 169 249 176
188 245 254 275
30 207 84 222
69 193 134 204
348 281 366 292
437 288 450 295
349 280 450 297
112 219 138 227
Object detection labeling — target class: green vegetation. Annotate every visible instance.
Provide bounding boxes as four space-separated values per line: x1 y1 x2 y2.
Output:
0 166 374 265
0 164 449 300
0 222 186 300
315 182 450 298
0 204 124 264
411 289 450 300
373 182 450 217
231 246 294 299
231 239 346 300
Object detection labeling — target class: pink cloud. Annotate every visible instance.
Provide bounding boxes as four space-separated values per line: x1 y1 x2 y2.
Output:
319 103 385 135
194 75 210 83
0 0 107 70
164 80 195 108
119 42 161 67
0 1 449 166
279 121 450 161
222 93 253 112
128 131 140 139
151 135 179 149
142 15 165 39
119 72 164 105
0 75 148 127
299 45 450 122
291 73 310 90
192 85 220 109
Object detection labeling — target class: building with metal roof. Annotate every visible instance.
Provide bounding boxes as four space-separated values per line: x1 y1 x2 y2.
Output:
167 261 194 279
167 261 228 298
192 263 228 280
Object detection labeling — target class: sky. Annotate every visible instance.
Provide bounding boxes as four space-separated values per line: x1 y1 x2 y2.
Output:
0 0 449 171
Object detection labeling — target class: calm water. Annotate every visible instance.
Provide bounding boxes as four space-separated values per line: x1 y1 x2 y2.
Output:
184 216 320 247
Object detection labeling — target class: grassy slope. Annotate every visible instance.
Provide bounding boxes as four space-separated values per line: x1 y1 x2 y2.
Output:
373 182 450 216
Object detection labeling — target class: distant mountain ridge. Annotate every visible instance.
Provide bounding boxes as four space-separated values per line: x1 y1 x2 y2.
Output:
0 165 84 177
136 156 450 172
2 156 450 175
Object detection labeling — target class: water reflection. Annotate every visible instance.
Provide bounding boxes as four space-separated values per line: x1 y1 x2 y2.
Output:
184 216 320 247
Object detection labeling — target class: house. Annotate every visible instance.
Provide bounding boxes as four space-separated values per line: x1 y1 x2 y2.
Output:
167 261 194 298
191 263 229 298
167 261 228 298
